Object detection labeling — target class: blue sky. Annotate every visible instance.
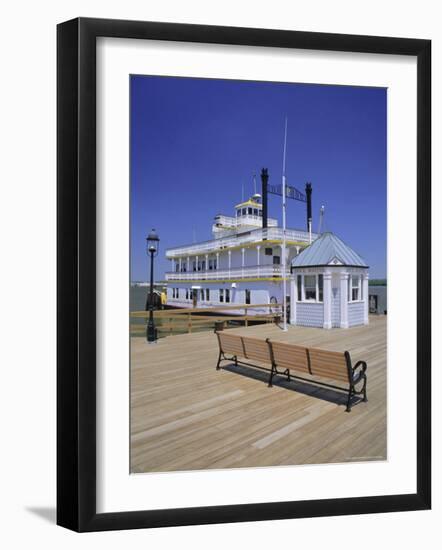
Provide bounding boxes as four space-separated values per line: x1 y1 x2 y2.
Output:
131 75 386 281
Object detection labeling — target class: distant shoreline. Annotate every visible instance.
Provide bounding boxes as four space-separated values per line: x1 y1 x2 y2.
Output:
369 279 387 286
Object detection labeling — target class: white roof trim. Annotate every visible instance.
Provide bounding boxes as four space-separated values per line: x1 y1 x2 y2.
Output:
328 256 343 266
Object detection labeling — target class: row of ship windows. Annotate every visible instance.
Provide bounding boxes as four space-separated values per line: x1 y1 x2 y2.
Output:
236 207 262 217
174 249 280 272
296 274 324 303
175 259 217 272
170 288 252 304
296 274 365 303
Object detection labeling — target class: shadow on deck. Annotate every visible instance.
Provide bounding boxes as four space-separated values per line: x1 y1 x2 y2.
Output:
221 362 365 409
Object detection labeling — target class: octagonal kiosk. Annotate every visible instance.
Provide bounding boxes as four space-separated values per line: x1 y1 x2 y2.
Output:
290 232 369 329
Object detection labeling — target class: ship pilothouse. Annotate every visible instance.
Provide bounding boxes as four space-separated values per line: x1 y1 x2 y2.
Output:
165 169 318 315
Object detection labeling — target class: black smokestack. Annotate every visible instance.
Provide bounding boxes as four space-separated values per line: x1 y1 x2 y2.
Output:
305 182 312 231
261 168 269 229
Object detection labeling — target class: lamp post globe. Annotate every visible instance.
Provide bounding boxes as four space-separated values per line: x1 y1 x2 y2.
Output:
146 229 160 343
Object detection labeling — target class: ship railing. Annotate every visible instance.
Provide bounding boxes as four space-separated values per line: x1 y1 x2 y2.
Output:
166 227 317 258
213 215 278 228
165 264 284 281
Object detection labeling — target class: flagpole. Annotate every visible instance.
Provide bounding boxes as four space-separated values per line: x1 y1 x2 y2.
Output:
282 117 288 331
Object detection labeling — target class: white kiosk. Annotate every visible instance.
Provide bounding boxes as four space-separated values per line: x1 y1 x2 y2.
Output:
290 232 369 329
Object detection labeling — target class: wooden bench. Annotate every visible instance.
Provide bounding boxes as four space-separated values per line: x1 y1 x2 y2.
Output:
215 331 367 412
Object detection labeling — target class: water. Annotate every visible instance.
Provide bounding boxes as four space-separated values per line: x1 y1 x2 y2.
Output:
130 286 149 337
131 285 149 312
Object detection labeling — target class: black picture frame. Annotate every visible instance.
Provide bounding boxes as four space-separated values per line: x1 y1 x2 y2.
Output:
57 17 431 532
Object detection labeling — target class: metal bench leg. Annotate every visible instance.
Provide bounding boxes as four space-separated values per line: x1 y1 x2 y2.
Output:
268 363 276 387
216 351 223 370
362 375 368 402
346 386 354 412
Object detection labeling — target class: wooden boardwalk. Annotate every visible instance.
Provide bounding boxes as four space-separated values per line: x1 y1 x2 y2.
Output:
130 316 387 473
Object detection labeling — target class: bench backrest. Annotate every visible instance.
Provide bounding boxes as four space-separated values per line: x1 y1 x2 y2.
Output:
216 332 245 357
308 347 350 382
268 341 310 375
242 336 273 364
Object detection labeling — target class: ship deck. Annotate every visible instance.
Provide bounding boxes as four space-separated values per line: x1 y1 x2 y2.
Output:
130 315 387 473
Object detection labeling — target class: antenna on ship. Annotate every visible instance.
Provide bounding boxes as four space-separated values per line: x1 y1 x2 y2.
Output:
253 173 257 195
318 205 325 234
281 117 288 332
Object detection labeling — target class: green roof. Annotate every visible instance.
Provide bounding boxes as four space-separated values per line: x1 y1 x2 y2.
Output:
291 232 368 268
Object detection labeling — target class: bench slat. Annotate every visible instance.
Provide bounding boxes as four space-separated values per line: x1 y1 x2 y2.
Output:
308 352 348 364
309 367 349 383
309 348 347 363
310 357 348 369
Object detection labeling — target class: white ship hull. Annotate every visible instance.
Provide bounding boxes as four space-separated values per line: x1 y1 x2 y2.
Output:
166 280 285 315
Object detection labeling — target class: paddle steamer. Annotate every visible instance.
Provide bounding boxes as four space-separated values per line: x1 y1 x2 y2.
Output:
165 170 317 314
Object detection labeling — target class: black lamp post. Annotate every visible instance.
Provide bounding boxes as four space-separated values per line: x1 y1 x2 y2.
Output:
146 229 160 343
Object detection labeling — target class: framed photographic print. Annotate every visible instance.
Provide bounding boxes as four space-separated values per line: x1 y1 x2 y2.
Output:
57 17 431 531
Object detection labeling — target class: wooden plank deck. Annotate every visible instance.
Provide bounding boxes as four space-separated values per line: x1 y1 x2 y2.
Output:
130 315 387 473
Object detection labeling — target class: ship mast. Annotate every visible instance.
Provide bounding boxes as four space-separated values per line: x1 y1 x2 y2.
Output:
282 117 288 332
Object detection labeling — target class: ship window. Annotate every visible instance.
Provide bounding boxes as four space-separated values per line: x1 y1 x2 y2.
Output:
237 210 241 217
259 210 263 216
273 256 280 265
225 289 230 303
214 258 217 270
265 248 273 256
201 261 206 271
248 207 252 215
185 289 189 300
253 208 258 216
192 261 196 272
175 263 179 272
219 289 224 302
304 275 317 301
242 208 246 215
350 275 361 301
297 274 323 302
318 274 324 302
245 289 251 305
201 289 205 301
206 289 210 301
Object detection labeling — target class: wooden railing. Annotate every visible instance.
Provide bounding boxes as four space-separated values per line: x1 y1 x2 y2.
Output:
130 303 282 337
